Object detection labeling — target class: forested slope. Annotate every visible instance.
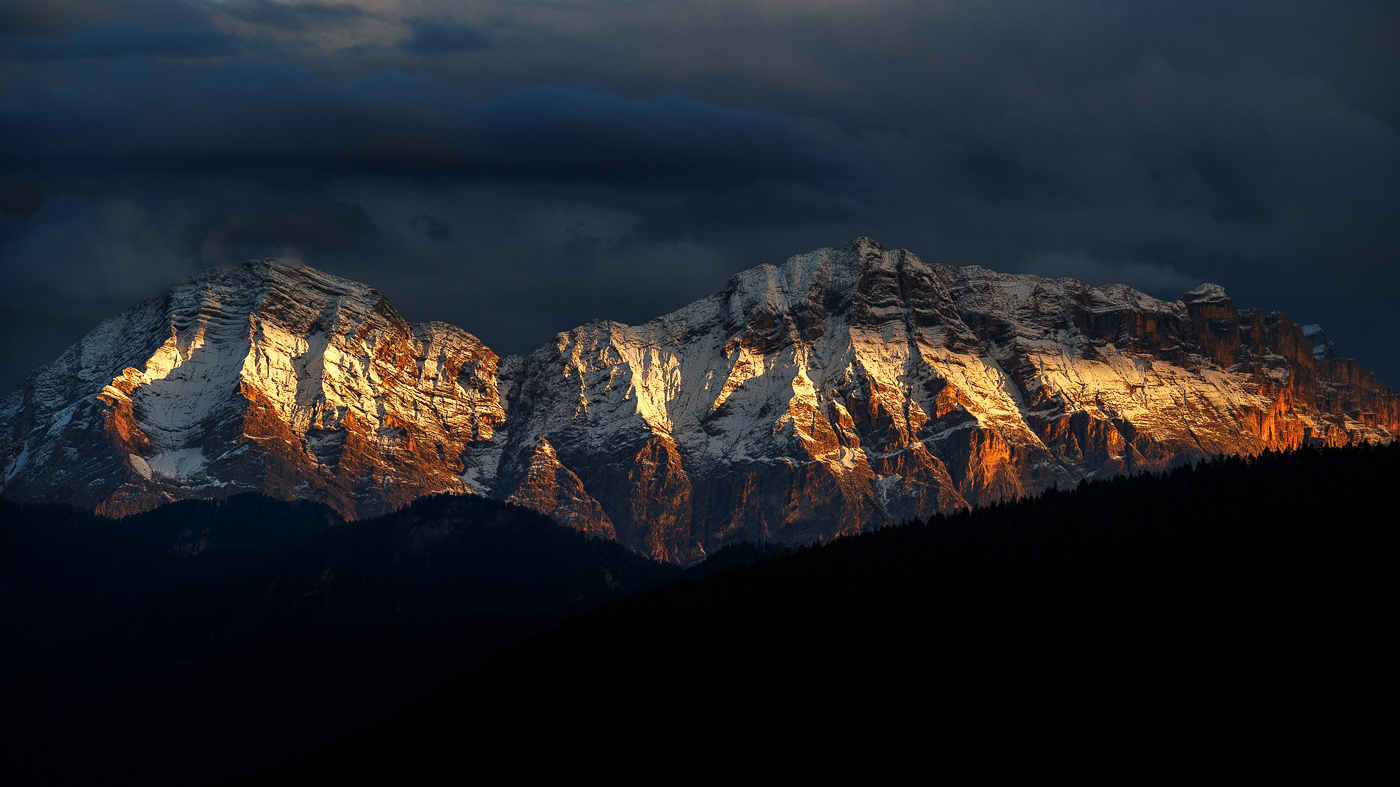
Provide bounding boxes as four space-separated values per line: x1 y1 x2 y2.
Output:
251 442 1397 779
1 494 677 786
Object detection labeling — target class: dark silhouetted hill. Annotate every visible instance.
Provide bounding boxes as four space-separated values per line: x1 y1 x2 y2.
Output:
1 493 677 786
243 442 1397 780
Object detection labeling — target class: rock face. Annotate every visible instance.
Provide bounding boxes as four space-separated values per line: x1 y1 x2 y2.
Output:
3 240 1396 561
0 261 504 520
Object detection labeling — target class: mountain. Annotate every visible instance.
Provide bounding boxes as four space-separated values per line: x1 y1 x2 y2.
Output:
3 238 1396 561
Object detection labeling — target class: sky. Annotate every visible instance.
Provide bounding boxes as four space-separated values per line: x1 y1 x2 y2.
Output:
2 0 1397 392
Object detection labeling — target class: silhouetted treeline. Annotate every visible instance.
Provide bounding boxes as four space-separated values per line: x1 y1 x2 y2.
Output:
5 444 1394 783
0 493 676 787
246 443 1398 781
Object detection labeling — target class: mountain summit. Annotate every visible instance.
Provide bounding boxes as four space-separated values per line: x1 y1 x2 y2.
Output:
3 239 1395 561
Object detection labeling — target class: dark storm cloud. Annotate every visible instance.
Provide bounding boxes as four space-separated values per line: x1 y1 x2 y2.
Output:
216 0 370 32
0 0 117 36
0 59 856 188
5 17 240 61
636 183 876 245
483 88 858 185
408 213 454 240
402 21 490 54
1 0 1398 391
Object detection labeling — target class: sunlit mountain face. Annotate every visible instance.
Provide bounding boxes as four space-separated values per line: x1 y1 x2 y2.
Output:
4 238 1394 561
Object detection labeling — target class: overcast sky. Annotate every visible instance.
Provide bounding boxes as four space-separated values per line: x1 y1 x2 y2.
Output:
3 0 1397 391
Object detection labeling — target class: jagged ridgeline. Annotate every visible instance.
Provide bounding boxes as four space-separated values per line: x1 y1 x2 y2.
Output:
3 238 1396 561
241 443 1397 780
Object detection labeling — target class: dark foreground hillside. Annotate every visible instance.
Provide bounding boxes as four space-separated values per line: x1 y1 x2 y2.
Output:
0 494 678 786
247 443 1397 779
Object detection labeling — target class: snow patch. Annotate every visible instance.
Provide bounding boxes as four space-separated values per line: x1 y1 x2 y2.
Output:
147 448 207 481
1183 283 1231 303
129 454 153 480
4 443 31 483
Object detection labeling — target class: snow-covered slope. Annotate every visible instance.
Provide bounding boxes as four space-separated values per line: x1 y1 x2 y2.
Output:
3 240 1395 560
0 259 504 518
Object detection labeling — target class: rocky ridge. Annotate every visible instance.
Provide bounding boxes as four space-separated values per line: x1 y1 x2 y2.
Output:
3 239 1395 561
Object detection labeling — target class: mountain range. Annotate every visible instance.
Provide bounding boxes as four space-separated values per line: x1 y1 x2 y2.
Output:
3 237 1395 561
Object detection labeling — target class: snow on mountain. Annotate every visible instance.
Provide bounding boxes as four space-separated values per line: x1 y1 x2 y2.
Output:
3 240 1396 561
1301 324 1339 361
0 259 504 518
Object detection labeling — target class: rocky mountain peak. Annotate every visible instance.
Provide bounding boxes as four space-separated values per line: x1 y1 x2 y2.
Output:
1182 282 1233 304
3 239 1395 561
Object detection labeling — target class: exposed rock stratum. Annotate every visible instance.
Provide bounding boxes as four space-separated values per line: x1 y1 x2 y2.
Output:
3 239 1395 561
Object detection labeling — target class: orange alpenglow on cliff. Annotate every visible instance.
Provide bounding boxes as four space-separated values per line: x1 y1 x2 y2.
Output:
2 239 1395 562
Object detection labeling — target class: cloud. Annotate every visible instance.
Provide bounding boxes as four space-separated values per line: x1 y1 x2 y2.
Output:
401 20 489 54
7 17 240 61
216 0 371 32
408 213 453 240
0 0 122 36
0 59 857 190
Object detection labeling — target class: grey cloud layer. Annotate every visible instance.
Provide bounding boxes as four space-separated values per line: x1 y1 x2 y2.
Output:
1 0 1397 389
2 61 852 186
